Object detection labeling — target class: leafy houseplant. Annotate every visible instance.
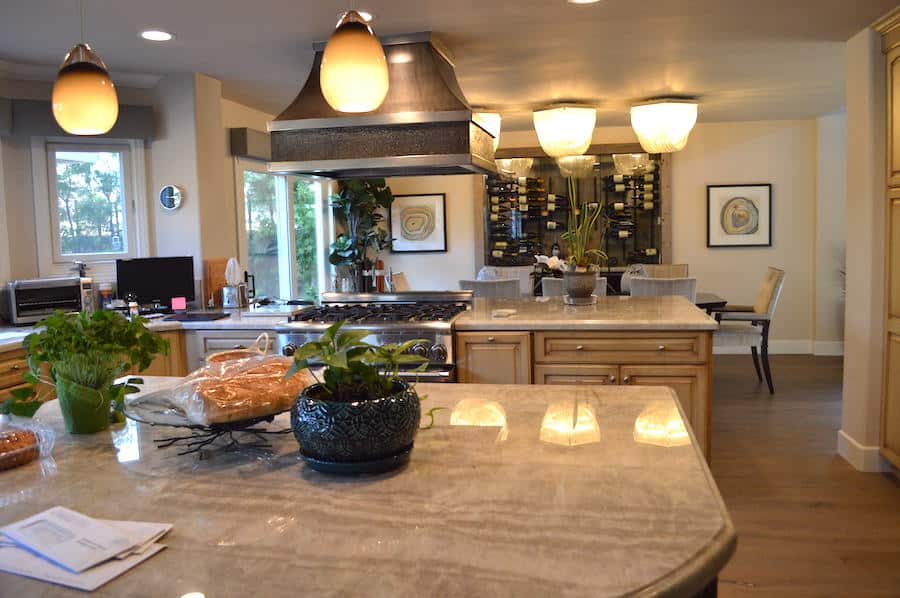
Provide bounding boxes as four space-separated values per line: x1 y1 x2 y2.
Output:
561 177 607 298
285 321 431 473
5 310 169 434
329 179 393 291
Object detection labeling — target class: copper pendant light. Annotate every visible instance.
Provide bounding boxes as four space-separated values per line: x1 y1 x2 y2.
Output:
319 10 389 113
52 0 119 135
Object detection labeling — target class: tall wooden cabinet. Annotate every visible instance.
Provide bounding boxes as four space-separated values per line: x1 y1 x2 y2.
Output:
879 17 900 469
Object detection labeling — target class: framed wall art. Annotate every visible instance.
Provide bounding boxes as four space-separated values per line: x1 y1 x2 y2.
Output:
389 193 447 253
707 184 772 248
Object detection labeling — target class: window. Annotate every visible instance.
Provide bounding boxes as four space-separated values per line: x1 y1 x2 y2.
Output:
237 160 328 300
32 139 147 280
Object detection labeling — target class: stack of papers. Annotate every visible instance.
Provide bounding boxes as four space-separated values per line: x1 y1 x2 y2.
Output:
0 506 171 591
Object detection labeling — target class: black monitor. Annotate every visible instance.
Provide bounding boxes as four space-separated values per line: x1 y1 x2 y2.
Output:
116 257 195 305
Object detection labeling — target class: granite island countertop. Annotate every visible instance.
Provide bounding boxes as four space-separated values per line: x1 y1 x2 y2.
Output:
0 378 735 597
454 295 719 331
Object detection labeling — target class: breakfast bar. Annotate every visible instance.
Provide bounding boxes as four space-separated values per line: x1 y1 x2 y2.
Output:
0 378 735 597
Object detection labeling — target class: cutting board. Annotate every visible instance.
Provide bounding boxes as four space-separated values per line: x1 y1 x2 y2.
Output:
204 259 229 307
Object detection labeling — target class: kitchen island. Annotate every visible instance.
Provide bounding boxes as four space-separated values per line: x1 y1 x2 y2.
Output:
0 378 734 597
453 296 718 457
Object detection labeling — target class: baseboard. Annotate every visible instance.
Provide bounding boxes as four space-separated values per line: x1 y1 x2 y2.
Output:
713 340 813 355
813 341 844 356
837 429 892 472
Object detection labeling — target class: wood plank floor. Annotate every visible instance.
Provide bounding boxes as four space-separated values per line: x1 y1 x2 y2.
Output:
710 355 900 597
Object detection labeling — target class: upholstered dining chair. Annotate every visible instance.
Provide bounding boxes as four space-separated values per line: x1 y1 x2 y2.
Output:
712 266 786 394
629 277 697 302
459 279 520 298
642 264 689 278
541 276 608 297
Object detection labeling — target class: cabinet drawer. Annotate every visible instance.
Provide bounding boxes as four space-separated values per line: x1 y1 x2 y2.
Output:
534 364 618 386
456 332 531 385
185 330 275 367
534 332 707 364
0 350 28 390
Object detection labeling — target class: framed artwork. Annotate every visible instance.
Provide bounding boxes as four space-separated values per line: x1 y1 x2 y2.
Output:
389 194 447 253
707 184 772 248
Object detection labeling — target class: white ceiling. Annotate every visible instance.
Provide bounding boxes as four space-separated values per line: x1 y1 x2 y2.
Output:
0 0 896 130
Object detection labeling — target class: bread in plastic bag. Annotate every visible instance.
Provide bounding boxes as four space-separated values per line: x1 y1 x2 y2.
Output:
0 419 55 471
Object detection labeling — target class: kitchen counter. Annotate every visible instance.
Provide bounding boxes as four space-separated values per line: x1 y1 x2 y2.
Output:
454 295 718 331
1 377 735 597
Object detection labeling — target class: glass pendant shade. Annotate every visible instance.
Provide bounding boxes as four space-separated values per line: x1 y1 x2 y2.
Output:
533 106 596 158
612 153 651 176
320 10 389 113
495 157 533 178
52 43 118 135
630 100 698 153
556 155 597 178
475 112 502 151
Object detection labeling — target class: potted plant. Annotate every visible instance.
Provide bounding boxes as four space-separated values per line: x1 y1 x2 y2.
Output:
285 320 429 474
6 310 169 434
561 177 607 299
329 179 393 292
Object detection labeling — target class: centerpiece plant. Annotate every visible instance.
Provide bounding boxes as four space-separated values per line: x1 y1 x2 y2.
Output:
4 310 168 434
285 320 436 473
560 176 607 298
329 179 393 291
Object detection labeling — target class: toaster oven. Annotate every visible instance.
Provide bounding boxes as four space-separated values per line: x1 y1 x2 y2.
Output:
0 276 96 325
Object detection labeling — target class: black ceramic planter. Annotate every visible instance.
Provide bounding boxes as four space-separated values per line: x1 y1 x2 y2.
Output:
291 380 420 474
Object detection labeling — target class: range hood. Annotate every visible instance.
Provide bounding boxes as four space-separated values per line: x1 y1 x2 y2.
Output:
267 32 497 179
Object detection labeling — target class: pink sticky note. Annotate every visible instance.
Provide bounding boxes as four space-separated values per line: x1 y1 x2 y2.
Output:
171 297 187 311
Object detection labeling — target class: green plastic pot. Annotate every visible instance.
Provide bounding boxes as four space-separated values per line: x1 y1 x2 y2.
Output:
56 375 113 434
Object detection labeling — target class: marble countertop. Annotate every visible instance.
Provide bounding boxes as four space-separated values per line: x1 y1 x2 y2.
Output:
455 296 719 331
1 378 735 597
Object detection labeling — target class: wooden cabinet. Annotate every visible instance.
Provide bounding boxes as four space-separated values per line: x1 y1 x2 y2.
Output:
534 331 707 365
184 329 277 370
883 334 900 467
888 46 900 188
534 364 618 385
132 331 187 378
456 332 531 384
0 348 55 403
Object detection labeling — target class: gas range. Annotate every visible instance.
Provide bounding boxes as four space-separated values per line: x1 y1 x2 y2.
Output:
275 291 473 382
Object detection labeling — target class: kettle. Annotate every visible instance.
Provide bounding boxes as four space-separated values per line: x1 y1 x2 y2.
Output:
221 284 249 308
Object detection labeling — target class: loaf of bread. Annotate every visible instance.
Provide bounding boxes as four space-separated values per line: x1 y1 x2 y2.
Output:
174 356 316 425
0 428 39 471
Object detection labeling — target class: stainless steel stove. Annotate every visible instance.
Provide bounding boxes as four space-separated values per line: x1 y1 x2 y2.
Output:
275 291 473 383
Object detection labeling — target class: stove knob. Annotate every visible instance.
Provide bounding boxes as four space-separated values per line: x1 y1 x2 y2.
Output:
429 344 448 362
410 343 429 358
282 343 297 357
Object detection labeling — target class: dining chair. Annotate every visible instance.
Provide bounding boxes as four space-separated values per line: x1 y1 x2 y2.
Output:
541 276 608 297
459 279 520 298
642 264 689 278
712 267 786 394
629 277 697 302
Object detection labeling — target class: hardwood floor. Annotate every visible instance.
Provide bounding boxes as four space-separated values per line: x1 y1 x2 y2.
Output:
710 355 900 597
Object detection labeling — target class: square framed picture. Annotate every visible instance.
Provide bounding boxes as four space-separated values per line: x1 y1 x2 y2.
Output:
707 184 772 247
389 194 447 253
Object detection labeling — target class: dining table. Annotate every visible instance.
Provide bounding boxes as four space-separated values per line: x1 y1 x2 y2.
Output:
695 292 728 314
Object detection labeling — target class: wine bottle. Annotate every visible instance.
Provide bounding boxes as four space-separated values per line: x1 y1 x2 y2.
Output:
641 183 655 192
546 220 564 231
606 182 627 193
644 248 658 257
642 201 654 210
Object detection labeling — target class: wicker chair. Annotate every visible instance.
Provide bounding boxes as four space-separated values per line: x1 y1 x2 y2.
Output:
712 267 786 394
642 264 689 278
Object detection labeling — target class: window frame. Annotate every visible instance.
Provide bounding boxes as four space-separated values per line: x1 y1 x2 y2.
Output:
31 137 149 281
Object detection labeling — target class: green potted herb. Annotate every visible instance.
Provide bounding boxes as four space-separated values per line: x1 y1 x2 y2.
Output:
561 177 607 299
285 320 432 474
4 310 169 434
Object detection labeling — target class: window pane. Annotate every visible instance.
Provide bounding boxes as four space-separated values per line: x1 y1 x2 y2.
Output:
54 150 127 255
244 171 283 298
293 179 321 300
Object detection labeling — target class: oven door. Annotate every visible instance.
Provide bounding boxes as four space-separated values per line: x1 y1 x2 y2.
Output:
396 364 456 384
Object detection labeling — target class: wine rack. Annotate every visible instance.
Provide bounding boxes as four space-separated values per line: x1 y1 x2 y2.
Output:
602 170 661 265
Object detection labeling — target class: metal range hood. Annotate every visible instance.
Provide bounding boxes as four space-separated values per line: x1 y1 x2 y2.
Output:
267 32 497 179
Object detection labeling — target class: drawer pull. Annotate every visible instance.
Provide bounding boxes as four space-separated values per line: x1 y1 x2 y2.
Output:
232 344 247 349
608 375 616 383
623 375 631 384
575 345 584 351
657 345 666 351
10 364 22 371
487 336 496 343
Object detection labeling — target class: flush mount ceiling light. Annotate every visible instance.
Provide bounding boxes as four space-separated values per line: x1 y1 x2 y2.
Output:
52 0 118 135
140 29 174 42
556 155 597 178
495 158 534 178
320 9 388 113
533 105 597 158
474 112 502 151
630 99 698 153
567 0 604 4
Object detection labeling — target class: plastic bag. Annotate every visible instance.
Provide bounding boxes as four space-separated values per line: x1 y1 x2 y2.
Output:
0 418 55 471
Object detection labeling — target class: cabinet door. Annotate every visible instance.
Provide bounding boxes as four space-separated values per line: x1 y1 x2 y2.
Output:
882 334 900 468
534 364 618 386
889 46 900 188
456 332 531 384
621 364 709 455
134 331 187 377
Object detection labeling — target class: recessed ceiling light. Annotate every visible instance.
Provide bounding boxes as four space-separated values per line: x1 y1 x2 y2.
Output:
567 0 603 4
140 30 174 42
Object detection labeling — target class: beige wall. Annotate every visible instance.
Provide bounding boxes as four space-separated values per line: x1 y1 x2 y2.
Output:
381 175 483 290
0 136 38 279
839 27 888 471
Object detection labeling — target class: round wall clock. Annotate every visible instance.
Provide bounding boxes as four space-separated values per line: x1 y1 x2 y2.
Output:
159 185 184 210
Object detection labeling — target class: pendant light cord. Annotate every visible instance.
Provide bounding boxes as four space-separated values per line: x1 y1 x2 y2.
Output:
79 0 85 43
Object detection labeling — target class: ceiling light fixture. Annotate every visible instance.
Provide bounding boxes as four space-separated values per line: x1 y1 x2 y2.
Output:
630 99 698 153
567 0 604 4
320 10 388 113
556 155 597 178
533 105 596 158
52 0 118 135
140 29 174 42
474 112 502 151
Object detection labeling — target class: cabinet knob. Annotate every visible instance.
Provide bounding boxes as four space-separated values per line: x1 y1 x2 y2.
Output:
575 345 584 351
487 336 496 342
10 364 22 371
657 345 666 351
623 375 631 384
608 375 616 384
